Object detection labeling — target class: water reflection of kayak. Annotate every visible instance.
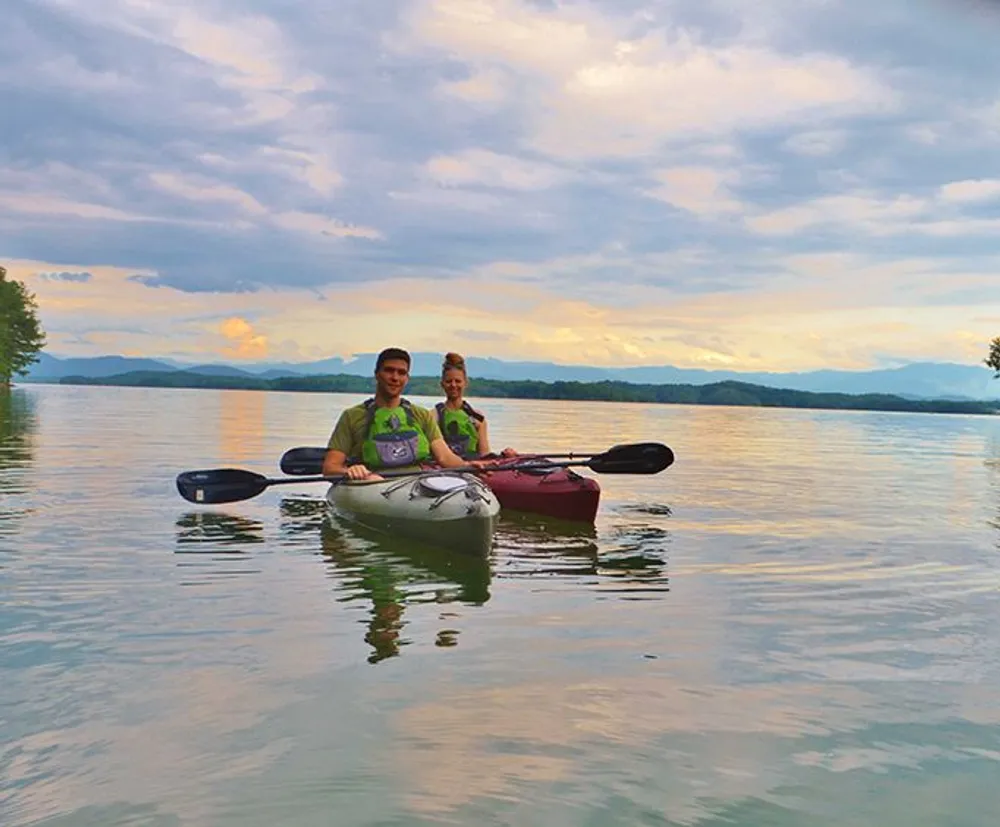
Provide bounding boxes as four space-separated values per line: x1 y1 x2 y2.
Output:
318 515 493 664
319 515 492 604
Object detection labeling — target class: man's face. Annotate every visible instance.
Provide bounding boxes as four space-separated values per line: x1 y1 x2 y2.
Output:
375 358 409 398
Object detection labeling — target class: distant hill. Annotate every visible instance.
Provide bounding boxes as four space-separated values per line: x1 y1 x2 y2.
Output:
26 353 178 378
179 364 256 377
20 351 1000 401
52 370 999 415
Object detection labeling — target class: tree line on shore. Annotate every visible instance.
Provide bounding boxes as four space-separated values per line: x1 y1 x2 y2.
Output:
53 368 999 415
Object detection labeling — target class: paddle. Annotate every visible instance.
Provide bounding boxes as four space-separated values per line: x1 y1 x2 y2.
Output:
280 446 633 476
177 442 675 505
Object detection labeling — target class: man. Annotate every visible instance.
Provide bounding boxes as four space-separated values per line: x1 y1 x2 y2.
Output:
323 347 485 481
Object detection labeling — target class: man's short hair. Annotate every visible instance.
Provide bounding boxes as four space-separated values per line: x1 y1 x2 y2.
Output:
375 347 411 372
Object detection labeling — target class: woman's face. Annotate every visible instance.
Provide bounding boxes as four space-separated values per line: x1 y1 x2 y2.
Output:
441 367 467 400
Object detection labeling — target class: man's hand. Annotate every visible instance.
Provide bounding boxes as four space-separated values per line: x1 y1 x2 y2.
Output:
344 464 382 481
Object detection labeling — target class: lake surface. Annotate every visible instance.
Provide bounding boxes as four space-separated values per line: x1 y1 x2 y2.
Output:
2 383 999 826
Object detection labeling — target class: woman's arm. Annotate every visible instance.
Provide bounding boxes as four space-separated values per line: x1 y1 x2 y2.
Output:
476 417 491 455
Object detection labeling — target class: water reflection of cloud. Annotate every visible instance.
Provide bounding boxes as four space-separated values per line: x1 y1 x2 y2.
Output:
218 389 267 464
392 674 864 820
392 672 1000 822
5 664 294 826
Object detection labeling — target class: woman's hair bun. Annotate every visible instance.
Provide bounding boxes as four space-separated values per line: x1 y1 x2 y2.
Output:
443 351 465 370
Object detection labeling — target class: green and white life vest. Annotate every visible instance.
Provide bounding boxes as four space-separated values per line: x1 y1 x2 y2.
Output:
435 401 484 458
359 398 431 469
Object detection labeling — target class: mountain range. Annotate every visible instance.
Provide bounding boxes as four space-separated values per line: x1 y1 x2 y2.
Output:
19 351 1000 401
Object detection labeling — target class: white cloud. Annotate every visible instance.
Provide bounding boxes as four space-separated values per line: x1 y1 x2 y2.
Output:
903 122 947 146
35 0 344 203
149 172 267 215
270 211 383 239
146 172 380 239
747 193 930 236
398 0 894 159
44 0 322 102
783 129 847 156
388 188 505 212
439 68 508 104
748 175 1000 237
422 149 569 190
642 166 743 216
939 178 1000 204
257 147 344 196
0 192 197 225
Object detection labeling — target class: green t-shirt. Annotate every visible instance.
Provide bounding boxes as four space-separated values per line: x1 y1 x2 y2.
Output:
326 400 443 464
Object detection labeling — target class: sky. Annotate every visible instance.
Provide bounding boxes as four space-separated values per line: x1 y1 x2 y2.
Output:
3 0 1000 372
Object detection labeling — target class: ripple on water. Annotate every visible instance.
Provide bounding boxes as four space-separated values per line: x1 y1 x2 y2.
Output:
173 511 266 585
492 502 671 599
676 549 1000 686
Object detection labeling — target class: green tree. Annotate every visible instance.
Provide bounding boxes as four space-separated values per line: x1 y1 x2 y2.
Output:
0 265 47 386
987 336 1000 379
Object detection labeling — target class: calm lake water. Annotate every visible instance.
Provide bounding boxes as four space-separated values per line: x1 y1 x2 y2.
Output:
2 383 999 826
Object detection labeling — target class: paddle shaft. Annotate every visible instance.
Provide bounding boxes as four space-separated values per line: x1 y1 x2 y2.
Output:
266 456 608 487
279 446 609 476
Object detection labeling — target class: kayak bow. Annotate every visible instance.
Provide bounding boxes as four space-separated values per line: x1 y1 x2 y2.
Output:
325 471 500 556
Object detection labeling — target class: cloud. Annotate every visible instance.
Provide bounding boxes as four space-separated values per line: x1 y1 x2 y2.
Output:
437 67 507 105
219 316 269 359
35 270 93 282
642 166 743 216
745 178 1000 238
423 149 570 191
399 0 894 159
783 129 848 157
149 172 268 216
939 178 1000 204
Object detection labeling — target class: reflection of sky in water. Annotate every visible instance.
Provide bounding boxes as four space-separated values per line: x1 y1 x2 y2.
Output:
2 386 999 825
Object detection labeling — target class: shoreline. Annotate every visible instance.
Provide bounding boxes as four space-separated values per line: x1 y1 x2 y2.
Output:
20 370 1000 416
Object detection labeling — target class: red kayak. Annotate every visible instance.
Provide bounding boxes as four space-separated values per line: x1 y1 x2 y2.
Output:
426 455 601 524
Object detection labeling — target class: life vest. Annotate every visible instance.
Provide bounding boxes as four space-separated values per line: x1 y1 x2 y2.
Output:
435 401 484 458
359 398 431 469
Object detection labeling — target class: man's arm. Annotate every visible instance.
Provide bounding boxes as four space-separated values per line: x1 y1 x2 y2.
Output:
322 409 376 479
322 447 350 476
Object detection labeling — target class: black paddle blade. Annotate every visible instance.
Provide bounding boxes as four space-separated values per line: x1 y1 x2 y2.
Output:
587 442 675 474
280 446 326 476
176 469 271 504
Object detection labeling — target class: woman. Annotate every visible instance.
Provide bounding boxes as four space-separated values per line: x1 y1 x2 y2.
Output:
436 352 517 459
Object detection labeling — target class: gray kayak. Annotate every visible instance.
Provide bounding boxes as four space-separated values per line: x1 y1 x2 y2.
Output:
325 470 500 555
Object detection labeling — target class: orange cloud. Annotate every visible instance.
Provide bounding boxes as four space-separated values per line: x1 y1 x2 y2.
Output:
220 316 268 359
